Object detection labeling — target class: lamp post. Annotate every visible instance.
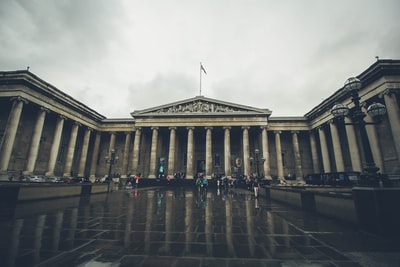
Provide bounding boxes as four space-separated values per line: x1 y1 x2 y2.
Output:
250 148 266 178
104 149 119 193
331 77 386 186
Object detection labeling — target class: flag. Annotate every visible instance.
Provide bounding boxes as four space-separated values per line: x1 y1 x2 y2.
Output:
200 63 207 74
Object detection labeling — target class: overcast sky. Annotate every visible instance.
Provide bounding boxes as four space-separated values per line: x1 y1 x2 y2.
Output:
1 0 399 118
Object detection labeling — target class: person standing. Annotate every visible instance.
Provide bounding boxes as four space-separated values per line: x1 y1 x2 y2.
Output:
202 177 208 192
195 176 202 191
135 173 141 188
253 179 260 198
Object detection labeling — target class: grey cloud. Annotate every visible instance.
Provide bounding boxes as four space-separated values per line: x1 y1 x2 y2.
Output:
127 72 197 112
1 0 400 118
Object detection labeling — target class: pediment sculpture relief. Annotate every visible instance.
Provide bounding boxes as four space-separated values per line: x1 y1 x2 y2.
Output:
156 100 245 114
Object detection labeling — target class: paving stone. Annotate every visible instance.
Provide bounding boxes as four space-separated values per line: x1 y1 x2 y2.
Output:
0 186 399 267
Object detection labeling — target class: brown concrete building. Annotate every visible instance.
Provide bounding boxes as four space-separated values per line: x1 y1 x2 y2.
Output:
0 59 399 182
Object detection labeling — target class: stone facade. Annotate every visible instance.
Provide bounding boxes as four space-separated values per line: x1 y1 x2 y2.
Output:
0 60 399 181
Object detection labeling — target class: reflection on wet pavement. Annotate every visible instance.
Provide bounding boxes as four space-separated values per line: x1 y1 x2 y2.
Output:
0 186 399 267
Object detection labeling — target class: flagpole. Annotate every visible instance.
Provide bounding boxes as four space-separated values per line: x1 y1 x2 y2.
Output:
199 62 202 96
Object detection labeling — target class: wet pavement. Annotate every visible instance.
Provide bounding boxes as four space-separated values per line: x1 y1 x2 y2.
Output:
0 186 399 267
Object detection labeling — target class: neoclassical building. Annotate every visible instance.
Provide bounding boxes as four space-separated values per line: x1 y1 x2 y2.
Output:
0 59 399 181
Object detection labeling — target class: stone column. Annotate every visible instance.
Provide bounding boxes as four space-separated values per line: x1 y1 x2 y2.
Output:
274 131 284 181
223 127 232 178
318 126 331 173
149 127 158 178
261 126 271 180
186 127 195 179
0 97 27 180
345 118 362 172
121 132 132 178
309 131 320 173
242 126 250 177
46 115 66 176
131 128 141 175
77 127 92 177
364 107 384 172
23 107 49 176
167 127 177 178
63 122 80 177
329 121 345 172
108 132 116 155
205 127 213 178
89 132 101 181
291 131 303 179
383 91 400 163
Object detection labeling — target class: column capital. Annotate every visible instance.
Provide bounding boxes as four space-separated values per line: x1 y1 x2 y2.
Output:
273 130 282 134
223 126 231 130
151 126 159 131
108 131 117 135
205 126 213 130
291 130 299 134
169 126 177 131
11 96 29 104
260 125 269 130
380 88 398 98
133 126 141 131
329 119 336 125
124 131 132 135
40 107 50 113
73 121 82 127
59 115 67 121
241 126 250 130
186 126 195 130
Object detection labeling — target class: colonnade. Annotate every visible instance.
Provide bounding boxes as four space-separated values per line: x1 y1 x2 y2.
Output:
0 97 304 180
0 89 399 181
0 97 103 180
310 90 400 174
0 96 325 180
126 125 307 181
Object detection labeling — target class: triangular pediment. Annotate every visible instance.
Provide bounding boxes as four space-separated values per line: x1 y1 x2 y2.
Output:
131 96 272 117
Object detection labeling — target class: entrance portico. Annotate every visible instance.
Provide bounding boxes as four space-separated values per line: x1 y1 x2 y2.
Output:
130 96 272 179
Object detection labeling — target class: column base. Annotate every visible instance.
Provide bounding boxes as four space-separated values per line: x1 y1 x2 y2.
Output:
0 171 9 181
89 175 96 183
45 171 54 177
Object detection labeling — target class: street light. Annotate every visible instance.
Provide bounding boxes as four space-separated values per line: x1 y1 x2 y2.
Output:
104 149 119 193
250 148 266 178
330 77 387 186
